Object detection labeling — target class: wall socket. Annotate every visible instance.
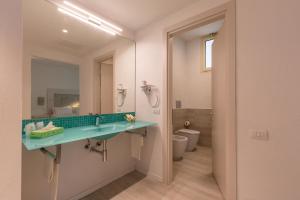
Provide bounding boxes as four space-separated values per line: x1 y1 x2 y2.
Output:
249 129 269 141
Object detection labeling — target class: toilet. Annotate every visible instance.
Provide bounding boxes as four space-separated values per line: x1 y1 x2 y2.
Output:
175 129 200 152
172 135 188 161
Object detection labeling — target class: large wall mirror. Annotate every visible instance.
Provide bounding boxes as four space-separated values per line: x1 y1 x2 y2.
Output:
23 0 136 119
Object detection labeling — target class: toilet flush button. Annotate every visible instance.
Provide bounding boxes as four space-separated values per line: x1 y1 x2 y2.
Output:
249 129 269 141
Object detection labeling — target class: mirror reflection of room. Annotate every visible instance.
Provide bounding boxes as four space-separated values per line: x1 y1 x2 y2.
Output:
31 58 80 118
22 0 136 120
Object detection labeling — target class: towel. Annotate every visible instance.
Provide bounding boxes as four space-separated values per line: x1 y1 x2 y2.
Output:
44 154 55 183
43 151 60 200
51 163 60 200
130 134 144 160
30 125 64 139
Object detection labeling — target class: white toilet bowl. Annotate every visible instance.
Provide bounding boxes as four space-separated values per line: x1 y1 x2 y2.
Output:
175 129 200 152
172 135 188 161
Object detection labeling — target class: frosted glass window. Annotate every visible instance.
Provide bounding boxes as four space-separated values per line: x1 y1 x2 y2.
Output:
205 39 214 70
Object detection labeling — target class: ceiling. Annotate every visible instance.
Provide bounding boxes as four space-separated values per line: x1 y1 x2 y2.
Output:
177 19 224 41
76 0 199 30
23 0 200 55
23 0 119 56
101 58 113 65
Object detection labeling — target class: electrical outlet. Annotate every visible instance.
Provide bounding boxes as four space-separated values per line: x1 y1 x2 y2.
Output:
249 129 269 141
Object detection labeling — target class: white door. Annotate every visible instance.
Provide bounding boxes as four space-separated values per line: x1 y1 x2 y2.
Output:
211 6 236 200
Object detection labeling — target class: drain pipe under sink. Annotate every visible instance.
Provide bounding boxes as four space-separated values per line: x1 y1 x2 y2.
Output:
85 139 108 162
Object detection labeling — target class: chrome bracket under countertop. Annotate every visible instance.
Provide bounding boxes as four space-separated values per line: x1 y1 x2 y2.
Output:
126 127 148 137
40 144 61 164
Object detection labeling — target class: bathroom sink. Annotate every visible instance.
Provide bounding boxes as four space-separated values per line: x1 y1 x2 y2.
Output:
82 124 127 132
81 126 111 132
81 123 128 140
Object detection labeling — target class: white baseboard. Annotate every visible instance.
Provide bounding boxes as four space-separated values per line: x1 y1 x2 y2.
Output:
146 172 163 182
136 168 163 183
67 166 135 200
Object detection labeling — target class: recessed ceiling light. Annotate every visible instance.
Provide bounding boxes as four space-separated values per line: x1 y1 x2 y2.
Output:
62 29 68 33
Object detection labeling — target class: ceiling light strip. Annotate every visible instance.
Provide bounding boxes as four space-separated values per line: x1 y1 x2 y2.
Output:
58 7 88 21
58 7 117 35
88 17 119 34
63 1 123 32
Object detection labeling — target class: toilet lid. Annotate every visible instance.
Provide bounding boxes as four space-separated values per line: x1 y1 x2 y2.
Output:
176 129 200 135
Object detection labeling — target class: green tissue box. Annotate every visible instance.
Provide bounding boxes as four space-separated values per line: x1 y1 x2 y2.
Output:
30 127 64 139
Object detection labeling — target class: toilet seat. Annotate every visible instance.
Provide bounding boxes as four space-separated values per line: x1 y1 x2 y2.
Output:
175 129 200 135
173 135 188 142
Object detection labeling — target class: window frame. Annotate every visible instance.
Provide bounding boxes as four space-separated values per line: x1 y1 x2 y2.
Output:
201 33 216 72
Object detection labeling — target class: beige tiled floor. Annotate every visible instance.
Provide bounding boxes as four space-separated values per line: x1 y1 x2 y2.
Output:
81 146 223 200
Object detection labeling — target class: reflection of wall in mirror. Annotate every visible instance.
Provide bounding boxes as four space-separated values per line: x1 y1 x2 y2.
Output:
88 39 136 114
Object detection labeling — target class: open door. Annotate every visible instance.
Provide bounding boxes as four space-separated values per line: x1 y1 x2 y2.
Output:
100 62 113 114
211 3 236 200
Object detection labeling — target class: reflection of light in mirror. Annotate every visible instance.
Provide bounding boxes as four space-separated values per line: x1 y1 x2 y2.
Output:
71 102 80 108
62 29 68 33
63 1 123 32
55 0 123 36
57 7 117 35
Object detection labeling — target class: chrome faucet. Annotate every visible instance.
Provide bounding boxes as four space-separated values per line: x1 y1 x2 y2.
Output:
95 115 103 126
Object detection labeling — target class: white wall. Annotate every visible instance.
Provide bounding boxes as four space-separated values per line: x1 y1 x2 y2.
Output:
31 59 79 117
186 38 212 108
172 37 187 108
0 0 22 199
22 134 136 200
135 0 229 181
237 0 300 199
173 37 212 109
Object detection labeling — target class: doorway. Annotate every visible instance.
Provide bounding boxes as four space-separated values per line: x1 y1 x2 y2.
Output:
171 19 224 199
164 2 236 200
95 57 114 114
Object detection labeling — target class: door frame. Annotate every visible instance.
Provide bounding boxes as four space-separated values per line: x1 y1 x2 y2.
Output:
163 2 236 199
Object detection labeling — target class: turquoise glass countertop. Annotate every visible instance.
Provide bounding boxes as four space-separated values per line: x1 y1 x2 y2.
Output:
22 121 157 150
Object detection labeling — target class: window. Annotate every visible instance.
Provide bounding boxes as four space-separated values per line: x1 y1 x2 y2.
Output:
205 39 214 70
